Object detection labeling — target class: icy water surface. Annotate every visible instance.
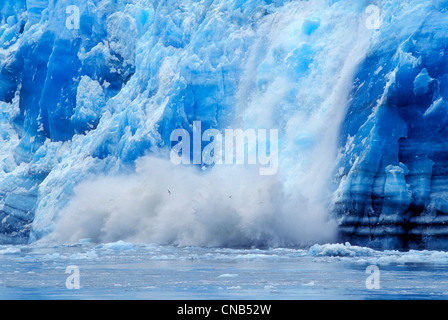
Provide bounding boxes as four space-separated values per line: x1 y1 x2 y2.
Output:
0 242 447 300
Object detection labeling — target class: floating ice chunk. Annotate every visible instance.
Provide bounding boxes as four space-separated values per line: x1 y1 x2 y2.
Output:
0 247 20 254
227 286 242 290
100 240 135 251
308 243 376 257
150 255 176 260
362 249 448 265
69 250 98 260
43 252 63 260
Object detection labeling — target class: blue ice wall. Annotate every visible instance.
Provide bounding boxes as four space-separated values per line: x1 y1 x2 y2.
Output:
334 1 448 249
0 0 448 248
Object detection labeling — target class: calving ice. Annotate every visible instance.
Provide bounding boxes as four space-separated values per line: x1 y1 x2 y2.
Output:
170 121 279 176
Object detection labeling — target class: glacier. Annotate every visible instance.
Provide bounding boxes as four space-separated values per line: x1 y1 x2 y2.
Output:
0 0 448 249
334 0 448 250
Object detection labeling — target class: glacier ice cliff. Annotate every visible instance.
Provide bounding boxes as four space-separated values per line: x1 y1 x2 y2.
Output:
334 0 448 249
0 0 447 249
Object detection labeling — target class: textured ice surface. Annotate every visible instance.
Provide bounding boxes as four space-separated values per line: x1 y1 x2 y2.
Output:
333 0 448 249
0 0 448 249
0 0 369 246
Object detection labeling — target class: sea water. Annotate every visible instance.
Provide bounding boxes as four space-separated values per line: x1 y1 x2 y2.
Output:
0 241 447 300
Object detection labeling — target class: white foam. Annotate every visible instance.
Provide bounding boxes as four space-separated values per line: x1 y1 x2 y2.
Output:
49 157 337 247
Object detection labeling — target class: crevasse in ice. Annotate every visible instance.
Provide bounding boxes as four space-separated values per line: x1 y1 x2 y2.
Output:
1 0 448 249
